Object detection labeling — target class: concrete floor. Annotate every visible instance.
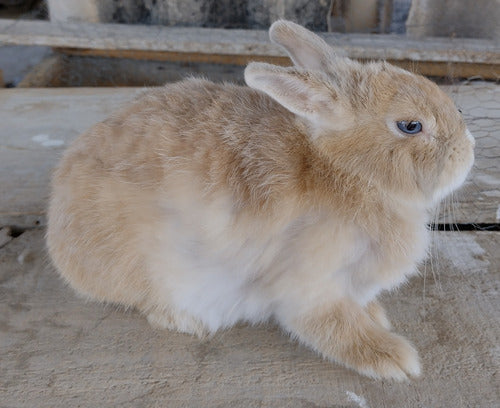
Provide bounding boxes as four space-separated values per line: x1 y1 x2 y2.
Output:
1 228 498 407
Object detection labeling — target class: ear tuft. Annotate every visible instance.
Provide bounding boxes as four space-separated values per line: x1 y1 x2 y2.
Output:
269 20 296 45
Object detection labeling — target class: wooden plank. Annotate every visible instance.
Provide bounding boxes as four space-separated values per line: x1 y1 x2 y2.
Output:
33 53 498 89
16 55 63 88
0 19 498 78
24 52 498 88
56 48 500 80
18 54 245 88
1 229 498 407
0 83 498 227
0 88 136 227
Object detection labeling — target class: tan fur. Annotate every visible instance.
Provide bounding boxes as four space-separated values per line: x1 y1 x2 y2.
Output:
366 300 391 329
47 21 474 380
287 299 419 380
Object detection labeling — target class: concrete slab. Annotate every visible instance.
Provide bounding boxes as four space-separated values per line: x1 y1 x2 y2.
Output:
1 229 498 407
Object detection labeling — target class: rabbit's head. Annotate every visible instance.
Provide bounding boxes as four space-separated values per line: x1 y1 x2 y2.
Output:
245 20 474 208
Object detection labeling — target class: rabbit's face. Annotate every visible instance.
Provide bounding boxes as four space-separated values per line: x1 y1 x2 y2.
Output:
246 21 474 209
341 64 475 206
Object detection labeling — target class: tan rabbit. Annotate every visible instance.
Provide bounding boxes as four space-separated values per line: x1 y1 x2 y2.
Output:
46 20 474 380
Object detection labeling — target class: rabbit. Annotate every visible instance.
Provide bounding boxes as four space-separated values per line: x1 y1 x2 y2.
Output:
46 20 474 380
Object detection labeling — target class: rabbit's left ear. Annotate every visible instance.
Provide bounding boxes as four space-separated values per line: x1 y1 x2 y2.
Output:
245 62 352 131
270 20 339 71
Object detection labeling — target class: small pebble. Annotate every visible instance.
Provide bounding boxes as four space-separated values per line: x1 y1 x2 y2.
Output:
18 248 35 265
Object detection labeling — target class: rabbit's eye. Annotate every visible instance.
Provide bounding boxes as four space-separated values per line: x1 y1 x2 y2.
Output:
397 120 422 135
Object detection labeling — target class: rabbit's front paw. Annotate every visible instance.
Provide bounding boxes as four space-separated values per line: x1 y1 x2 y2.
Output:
365 300 391 330
348 329 421 381
284 300 420 381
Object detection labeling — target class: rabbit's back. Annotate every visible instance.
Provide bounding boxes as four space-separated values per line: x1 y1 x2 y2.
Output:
46 79 310 312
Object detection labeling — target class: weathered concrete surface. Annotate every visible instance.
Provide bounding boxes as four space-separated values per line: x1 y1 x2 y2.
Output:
0 229 498 407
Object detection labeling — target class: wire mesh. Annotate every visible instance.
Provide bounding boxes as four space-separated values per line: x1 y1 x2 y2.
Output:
444 81 500 226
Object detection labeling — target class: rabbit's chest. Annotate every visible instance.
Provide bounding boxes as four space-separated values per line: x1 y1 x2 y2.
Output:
344 224 429 304
155 234 276 331
151 197 428 328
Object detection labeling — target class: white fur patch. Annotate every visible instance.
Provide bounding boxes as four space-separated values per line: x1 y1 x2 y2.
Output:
150 193 277 332
465 129 475 145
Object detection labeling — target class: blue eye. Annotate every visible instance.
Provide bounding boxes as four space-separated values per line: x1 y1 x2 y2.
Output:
397 121 422 135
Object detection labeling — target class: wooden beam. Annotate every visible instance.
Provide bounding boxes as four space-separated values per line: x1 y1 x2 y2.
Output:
17 55 63 87
0 19 498 78
55 48 500 79
55 48 292 67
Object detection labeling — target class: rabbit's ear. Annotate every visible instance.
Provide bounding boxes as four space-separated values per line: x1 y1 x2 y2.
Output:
270 20 338 71
245 62 351 130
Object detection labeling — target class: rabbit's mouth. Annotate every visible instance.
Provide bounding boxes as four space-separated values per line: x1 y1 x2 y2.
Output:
431 130 475 205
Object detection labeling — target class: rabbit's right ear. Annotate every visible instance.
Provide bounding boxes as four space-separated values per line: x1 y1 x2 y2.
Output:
245 62 352 132
270 20 338 71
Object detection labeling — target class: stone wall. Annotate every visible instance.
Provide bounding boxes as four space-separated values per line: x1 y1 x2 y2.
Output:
406 0 499 39
47 0 331 30
47 0 497 39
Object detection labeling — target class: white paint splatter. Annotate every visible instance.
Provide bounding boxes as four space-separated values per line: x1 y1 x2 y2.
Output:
32 134 49 142
346 391 370 408
32 134 64 147
435 233 489 274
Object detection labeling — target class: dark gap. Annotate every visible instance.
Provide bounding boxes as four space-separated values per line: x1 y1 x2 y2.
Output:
430 223 500 231
2 222 43 238
8 226 26 238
